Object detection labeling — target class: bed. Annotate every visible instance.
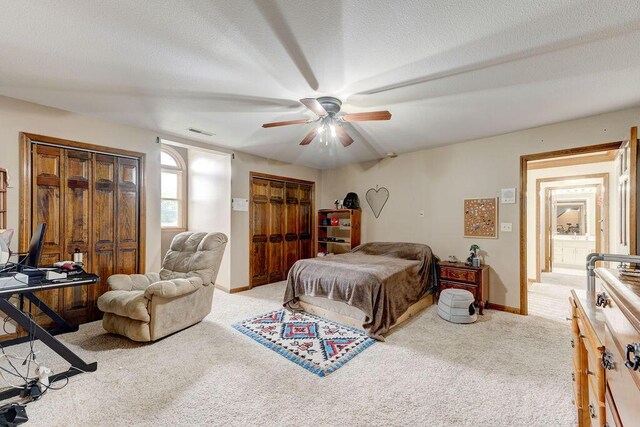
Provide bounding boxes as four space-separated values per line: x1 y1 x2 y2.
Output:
283 242 439 340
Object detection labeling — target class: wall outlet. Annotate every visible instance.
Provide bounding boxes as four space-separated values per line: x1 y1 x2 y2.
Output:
418 210 424 218
500 222 513 232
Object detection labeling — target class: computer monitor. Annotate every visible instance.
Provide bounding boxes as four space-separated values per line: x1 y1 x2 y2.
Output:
23 223 47 268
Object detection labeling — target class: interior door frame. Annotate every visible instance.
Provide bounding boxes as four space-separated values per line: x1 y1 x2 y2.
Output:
535 174 609 281
249 172 315 289
19 132 147 272
520 140 625 315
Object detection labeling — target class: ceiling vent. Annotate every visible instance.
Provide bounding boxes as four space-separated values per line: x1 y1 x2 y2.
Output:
188 128 215 137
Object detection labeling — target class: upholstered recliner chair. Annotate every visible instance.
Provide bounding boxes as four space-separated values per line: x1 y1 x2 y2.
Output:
97 232 227 342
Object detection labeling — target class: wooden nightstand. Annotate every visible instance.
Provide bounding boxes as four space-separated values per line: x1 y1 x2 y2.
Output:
437 262 490 314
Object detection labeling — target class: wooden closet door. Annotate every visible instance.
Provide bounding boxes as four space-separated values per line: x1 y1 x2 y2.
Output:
31 145 64 326
91 154 117 317
60 149 93 324
32 145 64 266
284 183 299 275
250 178 270 286
116 157 139 275
298 184 313 260
267 181 285 283
250 175 314 288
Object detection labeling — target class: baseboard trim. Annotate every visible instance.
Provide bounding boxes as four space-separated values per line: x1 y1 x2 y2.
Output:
487 302 521 315
215 284 250 294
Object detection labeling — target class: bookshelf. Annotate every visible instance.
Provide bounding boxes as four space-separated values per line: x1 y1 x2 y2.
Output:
317 209 361 255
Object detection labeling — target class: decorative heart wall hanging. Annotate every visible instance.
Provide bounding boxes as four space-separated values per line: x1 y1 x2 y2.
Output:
366 185 389 219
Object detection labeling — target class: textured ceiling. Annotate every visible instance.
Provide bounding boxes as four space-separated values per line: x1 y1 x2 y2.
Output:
1 1 640 169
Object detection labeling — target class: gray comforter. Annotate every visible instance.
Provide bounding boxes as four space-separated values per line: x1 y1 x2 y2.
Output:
283 242 439 339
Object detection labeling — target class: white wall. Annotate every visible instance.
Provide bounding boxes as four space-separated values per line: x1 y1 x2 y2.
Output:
321 107 640 310
188 147 232 289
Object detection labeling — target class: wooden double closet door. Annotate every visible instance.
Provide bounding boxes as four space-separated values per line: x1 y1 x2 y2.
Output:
24 139 143 327
250 174 314 287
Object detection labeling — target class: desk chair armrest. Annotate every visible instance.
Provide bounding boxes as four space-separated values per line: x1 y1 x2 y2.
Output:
107 273 161 291
143 277 204 300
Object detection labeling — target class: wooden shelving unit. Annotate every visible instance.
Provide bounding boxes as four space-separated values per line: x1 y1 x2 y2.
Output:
317 209 361 255
0 168 6 228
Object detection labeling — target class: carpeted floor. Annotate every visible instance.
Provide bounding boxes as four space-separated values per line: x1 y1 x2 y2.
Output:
11 282 575 426
528 272 585 322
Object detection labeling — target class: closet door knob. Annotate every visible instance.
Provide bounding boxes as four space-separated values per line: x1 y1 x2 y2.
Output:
625 343 640 371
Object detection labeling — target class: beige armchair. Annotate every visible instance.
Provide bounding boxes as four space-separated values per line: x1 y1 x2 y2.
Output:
97 232 227 342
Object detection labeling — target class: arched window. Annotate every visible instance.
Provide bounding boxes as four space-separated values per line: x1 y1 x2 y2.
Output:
161 146 186 230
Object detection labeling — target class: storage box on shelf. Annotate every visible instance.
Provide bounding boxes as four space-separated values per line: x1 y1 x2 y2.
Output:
317 209 361 255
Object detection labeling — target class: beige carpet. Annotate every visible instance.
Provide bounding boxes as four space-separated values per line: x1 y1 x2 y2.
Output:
8 282 575 426
529 272 585 322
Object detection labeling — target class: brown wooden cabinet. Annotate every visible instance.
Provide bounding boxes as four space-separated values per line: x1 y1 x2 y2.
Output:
249 173 314 288
20 134 144 327
317 209 361 255
437 262 490 314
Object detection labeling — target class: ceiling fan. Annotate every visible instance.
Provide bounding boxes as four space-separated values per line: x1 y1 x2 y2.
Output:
262 97 391 147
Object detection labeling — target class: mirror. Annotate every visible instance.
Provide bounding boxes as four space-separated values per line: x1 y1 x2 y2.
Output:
556 201 586 235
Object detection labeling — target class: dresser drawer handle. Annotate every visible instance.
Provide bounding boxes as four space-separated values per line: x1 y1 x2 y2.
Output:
601 350 615 370
595 291 610 308
625 343 640 371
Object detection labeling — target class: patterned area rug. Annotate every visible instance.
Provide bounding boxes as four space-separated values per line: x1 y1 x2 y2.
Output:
232 309 375 377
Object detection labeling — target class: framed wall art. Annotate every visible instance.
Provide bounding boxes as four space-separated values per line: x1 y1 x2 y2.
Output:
463 197 498 239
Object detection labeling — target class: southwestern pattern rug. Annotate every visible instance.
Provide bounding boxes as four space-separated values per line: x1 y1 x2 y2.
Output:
232 309 375 377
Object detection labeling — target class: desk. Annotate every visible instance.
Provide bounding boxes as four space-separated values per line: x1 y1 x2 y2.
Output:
0 272 99 400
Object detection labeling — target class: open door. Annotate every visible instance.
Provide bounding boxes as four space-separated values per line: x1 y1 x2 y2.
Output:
630 126 639 255
544 189 553 272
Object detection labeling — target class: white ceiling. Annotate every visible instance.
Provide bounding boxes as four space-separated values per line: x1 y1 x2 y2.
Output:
1 1 640 169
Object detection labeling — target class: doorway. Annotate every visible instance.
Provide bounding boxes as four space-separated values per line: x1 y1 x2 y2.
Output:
519 133 637 318
536 175 608 282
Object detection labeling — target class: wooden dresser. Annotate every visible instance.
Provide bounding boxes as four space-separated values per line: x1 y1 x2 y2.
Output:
437 262 489 314
569 268 640 426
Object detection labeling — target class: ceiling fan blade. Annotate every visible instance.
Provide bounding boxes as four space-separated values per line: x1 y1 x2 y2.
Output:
336 126 354 147
299 129 317 146
341 111 392 122
300 98 328 117
262 118 309 128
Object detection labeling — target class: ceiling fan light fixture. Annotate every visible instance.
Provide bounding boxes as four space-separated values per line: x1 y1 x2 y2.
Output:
330 123 337 138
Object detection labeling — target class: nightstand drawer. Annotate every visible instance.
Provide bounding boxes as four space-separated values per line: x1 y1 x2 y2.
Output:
440 281 479 300
440 267 478 284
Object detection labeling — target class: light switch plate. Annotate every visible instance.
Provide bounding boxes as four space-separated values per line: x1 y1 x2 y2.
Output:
500 222 513 232
232 198 249 211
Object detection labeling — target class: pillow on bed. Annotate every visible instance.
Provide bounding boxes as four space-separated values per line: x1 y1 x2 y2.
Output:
351 242 432 262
